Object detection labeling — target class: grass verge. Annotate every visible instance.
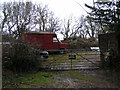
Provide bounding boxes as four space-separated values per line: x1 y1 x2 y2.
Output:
3 70 55 88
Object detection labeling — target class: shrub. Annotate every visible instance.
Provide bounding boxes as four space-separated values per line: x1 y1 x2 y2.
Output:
65 37 98 49
3 40 40 73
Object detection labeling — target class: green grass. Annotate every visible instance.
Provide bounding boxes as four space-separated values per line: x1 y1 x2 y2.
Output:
3 71 56 88
18 72 55 86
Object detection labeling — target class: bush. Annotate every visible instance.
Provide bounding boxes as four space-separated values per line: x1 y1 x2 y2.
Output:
3 41 40 73
65 37 98 49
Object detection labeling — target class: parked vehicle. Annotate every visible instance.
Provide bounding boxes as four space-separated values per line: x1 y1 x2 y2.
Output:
90 47 100 51
22 32 68 56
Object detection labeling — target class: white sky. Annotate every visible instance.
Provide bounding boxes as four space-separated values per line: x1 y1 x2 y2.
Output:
35 0 93 19
0 0 93 19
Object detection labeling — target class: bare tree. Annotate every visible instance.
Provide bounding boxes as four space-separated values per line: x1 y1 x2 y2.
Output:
0 4 8 32
73 16 86 38
33 4 48 32
61 16 90 39
61 18 71 39
61 17 82 39
83 17 97 38
33 4 61 32
47 12 61 32
2 1 33 39
1 1 61 39
74 16 102 39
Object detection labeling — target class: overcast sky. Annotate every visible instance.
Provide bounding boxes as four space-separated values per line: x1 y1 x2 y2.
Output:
33 0 94 19
0 0 94 19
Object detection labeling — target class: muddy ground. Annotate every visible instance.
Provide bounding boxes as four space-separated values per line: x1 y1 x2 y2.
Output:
50 70 119 88
14 70 119 88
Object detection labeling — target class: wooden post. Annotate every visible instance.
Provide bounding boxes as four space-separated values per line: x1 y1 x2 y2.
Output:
69 55 76 70
71 59 72 69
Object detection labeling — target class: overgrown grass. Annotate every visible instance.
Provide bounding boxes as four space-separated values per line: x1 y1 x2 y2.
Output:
3 70 56 88
18 72 55 86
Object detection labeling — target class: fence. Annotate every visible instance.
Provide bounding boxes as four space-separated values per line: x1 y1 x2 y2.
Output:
41 50 100 70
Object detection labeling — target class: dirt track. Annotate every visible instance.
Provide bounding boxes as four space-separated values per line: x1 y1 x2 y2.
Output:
51 70 119 88
21 70 119 88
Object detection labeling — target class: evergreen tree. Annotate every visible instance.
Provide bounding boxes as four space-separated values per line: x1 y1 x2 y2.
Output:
85 1 120 69
85 0 120 54
85 1 120 33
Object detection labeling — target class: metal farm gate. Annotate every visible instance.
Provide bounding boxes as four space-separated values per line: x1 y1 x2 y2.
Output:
41 50 100 70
